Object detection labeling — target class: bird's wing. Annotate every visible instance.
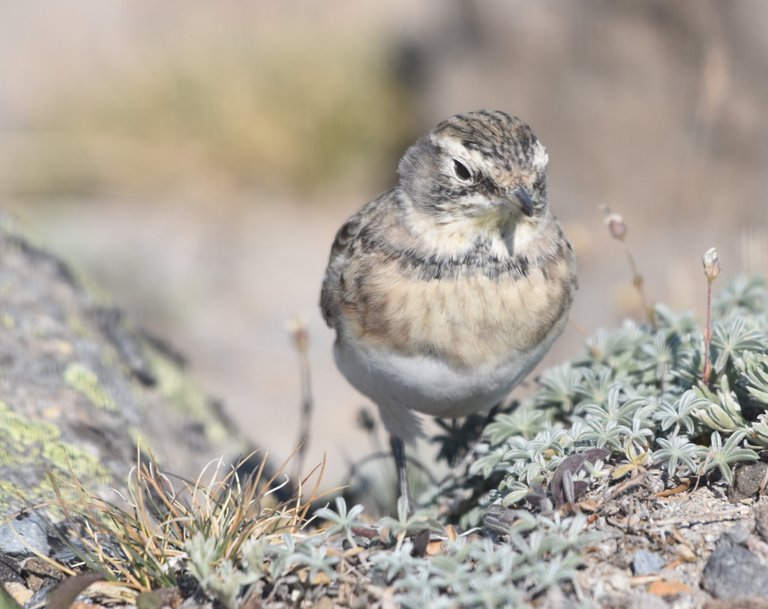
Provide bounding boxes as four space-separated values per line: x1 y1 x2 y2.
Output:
319 189 395 328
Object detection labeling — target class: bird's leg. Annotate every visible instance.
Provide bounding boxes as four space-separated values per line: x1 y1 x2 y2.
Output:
389 435 411 512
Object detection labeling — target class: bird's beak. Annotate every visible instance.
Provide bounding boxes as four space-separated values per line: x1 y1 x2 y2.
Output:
500 185 534 217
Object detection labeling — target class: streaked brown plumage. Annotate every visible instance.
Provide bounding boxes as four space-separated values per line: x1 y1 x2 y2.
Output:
320 110 577 504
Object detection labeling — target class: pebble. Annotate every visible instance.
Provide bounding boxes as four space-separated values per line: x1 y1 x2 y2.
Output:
632 549 666 576
701 544 768 599
720 523 751 547
0 513 49 556
754 501 768 543
3 582 33 605
731 463 768 502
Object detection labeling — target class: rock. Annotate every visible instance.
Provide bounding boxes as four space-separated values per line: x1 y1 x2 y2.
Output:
0 513 49 556
0 553 23 584
21 556 63 591
720 523 752 547
731 463 768 502
754 502 768 543
0 212 250 515
3 581 33 605
701 545 768 599
632 549 666 576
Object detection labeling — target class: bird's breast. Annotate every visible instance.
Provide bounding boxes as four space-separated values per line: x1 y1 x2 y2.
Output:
341 251 575 370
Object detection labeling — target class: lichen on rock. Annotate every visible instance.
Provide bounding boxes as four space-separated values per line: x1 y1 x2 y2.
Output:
0 212 248 515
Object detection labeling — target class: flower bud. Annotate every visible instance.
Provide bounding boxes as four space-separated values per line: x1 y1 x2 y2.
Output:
604 213 627 241
286 314 309 351
702 247 720 282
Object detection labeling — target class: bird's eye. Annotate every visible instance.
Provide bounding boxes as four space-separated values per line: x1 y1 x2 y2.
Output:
453 159 472 181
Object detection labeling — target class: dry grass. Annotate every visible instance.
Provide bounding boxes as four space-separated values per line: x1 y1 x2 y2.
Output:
45 447 328 594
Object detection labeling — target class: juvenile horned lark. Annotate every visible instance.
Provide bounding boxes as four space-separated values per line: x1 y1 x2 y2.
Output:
320 110 577 504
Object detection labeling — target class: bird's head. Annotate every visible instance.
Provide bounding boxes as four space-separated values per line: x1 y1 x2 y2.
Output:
398 110 549 228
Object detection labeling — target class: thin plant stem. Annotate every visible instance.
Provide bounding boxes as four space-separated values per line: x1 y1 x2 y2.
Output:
703 279 713 384
623 242 655 326
294 343 313 480
701 247 720 384
288 316 314 482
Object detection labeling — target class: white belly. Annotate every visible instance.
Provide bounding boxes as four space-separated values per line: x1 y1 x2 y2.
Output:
334 312 567 442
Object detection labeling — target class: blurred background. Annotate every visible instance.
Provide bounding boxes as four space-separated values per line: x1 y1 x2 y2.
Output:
2 0 768 484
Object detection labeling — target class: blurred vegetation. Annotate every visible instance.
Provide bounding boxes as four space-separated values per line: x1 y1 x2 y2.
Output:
7 39 416 200
10 275 768 608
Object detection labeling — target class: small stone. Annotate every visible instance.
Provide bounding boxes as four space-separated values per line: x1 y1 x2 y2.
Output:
0 552 23 584
3 582 33 605
0 513 49 556
22 556 63 591
754 502 768 542
608 572 631 592
721 524 752 547
731 463 768 502
701 545 768 599
673 543 697 562
632 549 666 576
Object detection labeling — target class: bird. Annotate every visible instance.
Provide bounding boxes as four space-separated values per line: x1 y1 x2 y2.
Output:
320 110 577 507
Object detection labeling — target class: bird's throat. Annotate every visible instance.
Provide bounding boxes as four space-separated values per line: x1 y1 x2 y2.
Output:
405 206 517 258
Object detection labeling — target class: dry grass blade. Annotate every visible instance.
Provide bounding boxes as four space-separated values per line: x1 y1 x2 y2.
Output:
46 446 329 592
